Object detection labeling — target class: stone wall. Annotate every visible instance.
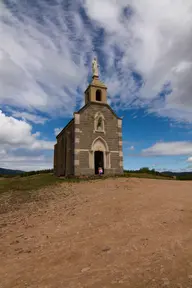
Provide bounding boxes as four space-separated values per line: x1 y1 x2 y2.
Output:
65 122 75 176
74 103 123 176
53 143 57 175
55 121 74 176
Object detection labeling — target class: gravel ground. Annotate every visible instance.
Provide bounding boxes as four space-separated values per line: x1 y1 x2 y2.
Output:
0 178 192 288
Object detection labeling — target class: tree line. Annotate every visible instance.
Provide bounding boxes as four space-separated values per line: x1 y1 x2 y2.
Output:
124 167 192 180
0 167 192 180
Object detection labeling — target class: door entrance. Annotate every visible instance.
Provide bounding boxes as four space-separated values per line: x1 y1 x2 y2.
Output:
94 151 104 174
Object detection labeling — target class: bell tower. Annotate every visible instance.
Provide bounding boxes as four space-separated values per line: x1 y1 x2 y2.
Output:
84 57 107 105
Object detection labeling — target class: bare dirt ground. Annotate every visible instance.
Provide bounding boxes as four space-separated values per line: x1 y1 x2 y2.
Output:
0 178 192 288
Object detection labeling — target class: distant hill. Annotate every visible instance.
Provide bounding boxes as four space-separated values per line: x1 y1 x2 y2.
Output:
124 168 192 180
0 167 25 175
162 171 192 180
162 171 192 176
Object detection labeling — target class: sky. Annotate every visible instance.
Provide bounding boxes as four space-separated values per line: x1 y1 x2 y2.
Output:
0 0 192 172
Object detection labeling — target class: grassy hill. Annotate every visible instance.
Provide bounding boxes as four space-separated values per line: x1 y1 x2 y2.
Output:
0 169 191 214
0 172 175 214
0 167 25 175
0 171 174 196
162 171 192 180
0 167 191 202
1 166 191 179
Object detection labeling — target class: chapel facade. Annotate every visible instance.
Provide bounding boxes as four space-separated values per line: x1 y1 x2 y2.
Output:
54 58 123 176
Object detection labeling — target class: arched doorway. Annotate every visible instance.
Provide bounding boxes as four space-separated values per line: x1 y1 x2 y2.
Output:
94 151 104 174
90 136 110 174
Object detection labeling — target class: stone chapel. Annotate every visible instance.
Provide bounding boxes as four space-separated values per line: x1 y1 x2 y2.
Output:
54 58 123 176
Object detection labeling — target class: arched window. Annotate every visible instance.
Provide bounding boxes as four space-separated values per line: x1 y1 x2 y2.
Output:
96 89 102 101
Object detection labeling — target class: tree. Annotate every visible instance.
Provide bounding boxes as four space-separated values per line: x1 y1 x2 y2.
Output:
139 167 150 173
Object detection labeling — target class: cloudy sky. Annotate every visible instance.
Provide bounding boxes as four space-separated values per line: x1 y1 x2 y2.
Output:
0 0 192 172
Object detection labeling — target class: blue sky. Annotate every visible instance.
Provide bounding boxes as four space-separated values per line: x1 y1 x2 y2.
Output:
0 0 192 172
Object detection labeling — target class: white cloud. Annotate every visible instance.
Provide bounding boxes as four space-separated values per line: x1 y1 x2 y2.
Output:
0 154 53 171
0 1 92 117
129 145 135 150
0 110 54 170
0 0 192 123
142 141 192 156
0 110 54 150
54 127 62 136
10 111 49 124
83 0 192 123
169 122 192 130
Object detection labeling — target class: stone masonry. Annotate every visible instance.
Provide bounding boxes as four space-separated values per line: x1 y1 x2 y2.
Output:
54 60 123 176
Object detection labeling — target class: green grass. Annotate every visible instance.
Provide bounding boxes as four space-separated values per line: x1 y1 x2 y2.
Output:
0 173 59 195
0 174 61 214
126 173 172 179
0 172 172 195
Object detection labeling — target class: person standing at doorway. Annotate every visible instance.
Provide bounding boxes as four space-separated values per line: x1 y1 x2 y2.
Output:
98 164 103 176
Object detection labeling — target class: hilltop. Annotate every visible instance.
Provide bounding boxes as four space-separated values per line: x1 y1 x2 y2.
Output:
0 177 192 287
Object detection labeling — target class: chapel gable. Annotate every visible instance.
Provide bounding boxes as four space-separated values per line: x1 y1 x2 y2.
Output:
54 57 123 177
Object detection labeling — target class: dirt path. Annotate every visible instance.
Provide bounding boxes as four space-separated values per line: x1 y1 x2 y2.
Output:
0 178 192 288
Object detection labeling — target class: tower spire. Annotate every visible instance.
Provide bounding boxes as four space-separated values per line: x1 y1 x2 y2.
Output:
92 57 99 78
84 57 107 105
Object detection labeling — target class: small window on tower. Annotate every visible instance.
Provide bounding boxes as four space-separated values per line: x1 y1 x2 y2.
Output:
96 89 102 101
87 91 89 102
